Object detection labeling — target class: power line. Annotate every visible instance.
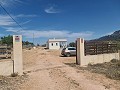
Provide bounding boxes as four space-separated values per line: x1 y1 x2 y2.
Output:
0 3 23 31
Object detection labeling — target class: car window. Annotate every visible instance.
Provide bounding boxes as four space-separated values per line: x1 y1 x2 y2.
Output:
68 48 76 50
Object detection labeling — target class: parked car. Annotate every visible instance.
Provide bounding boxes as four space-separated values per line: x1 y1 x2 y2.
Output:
61 47 76 57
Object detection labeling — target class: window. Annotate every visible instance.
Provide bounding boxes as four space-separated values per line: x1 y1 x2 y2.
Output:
51 43 53 46
68 48 76 50
56 43 58 46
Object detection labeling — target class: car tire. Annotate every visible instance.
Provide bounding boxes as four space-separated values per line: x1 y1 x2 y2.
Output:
66 53 71 57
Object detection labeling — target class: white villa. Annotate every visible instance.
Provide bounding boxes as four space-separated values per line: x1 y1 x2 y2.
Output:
46 38 67 49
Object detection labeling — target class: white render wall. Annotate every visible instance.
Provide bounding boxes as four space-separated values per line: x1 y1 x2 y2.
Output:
0 60 13 75
47 38 67 49
49 42 60 49
82 53 119 66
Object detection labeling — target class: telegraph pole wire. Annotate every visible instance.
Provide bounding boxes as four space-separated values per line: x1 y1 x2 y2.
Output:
0 3 24 31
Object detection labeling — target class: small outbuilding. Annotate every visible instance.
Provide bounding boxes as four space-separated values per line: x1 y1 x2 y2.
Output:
47 38 67 49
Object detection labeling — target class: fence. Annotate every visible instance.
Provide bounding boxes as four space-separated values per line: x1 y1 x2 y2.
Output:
76 38 119 66
85 42 118 56
0 45 12 59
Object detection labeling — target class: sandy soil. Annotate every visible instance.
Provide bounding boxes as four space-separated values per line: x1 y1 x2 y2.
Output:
19 47 120 90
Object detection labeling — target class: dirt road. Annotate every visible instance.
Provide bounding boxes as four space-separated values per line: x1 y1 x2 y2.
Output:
19 47 120 90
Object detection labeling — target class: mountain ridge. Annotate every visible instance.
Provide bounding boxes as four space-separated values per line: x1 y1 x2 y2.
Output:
95 30 120 41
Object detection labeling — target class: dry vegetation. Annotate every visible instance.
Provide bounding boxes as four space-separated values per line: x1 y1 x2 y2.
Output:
83 59 120 80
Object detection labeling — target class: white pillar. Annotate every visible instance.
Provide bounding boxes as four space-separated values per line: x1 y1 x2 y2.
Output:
76 38 84 65
13 35 23 75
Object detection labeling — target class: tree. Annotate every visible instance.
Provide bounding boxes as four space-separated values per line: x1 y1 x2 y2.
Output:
37 44 40 46
0 35 34 46
22 41 34 46
41 44 46 47
69 42 76 47
1 35 13 46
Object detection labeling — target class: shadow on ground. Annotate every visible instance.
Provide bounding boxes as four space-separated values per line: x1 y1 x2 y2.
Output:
64 63 77 67
59 55 76 57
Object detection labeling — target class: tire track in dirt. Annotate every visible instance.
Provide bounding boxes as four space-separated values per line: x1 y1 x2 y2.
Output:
49 68 82 90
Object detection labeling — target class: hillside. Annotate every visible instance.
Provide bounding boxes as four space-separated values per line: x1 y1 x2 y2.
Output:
97 30 120 41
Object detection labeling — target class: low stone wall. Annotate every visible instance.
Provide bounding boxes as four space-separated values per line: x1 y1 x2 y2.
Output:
0 60 13 76
81 53 119 66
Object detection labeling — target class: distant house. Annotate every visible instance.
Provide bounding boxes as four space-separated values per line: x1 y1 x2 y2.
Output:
47 38 67 49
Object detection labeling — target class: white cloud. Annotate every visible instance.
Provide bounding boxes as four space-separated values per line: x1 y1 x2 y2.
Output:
16 14 37 18
0 0 9 6
4 27 22 32
100 31 114 37
68 31 93 38
6 28 93 39
0 0 23 7
45 6 61 13
0 14 36 27
0 15 16 26
105 32 113 35
20 20 31 25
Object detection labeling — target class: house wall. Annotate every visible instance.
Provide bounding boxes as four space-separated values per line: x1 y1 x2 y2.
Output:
47 38 67 49
0 60 13 75
49 42 60 49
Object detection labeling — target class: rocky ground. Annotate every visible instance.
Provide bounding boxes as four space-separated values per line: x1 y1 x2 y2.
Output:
0 75 28 90
0 47 120 90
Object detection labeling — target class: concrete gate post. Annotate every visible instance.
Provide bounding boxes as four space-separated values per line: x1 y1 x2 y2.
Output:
76 38 84 65
13 35 23 75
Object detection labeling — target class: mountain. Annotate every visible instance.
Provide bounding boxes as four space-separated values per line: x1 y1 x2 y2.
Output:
96 30 120 41
88 30 120 49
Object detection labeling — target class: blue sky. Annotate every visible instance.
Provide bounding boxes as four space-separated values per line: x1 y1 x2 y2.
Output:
0 0 120 44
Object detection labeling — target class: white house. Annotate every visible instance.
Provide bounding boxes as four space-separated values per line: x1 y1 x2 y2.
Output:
47 38 67 49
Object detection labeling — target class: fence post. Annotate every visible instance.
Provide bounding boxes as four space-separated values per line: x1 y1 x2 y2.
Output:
76 38 84 65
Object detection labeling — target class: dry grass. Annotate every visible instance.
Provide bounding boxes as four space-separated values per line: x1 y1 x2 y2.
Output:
65 59 120 80
74 59 120 80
